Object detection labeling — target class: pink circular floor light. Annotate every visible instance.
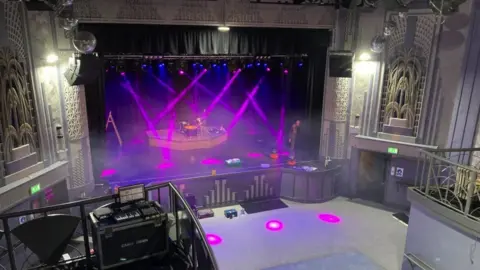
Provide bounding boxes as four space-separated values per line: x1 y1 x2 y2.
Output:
157 161 174 169
201 158 222 165
318 213 341 224
265 220 284 231
206 234 222 245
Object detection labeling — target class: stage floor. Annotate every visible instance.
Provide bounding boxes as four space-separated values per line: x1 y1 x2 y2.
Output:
98 130 315 186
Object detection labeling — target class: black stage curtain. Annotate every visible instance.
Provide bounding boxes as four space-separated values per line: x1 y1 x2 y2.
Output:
79 24 330 55
82 24 330 175
84 60 106 181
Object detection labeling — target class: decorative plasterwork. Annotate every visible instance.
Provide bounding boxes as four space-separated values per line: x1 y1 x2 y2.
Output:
73 0 335 29
379 13 437 139
0 47 37 164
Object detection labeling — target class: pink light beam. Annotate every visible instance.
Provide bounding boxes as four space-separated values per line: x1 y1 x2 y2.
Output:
153 74 197 114
276 106 286 149
187 77 237 114
152 75 176 95
204 69 242 117
227 78 264 131
120 81 159 138
246 93 276 136
152 69 208 124
121 80 172 160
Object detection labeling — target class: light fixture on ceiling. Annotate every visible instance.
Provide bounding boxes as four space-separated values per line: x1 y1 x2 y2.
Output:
46 53 59 63
218 26 230 32
358 52 371 61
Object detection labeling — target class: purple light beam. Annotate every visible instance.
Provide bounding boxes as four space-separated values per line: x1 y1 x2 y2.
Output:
246 93 276 136
276 106 286 149
120 79 170 159
152 69 208 124
227 78 264 131
186 77 237 114
120 80 159 138
203 69 242 117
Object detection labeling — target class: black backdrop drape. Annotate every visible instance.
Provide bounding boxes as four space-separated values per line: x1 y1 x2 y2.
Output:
79 24 330 55
81 24 330 180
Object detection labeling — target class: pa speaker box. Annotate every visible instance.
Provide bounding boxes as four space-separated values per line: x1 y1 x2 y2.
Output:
329 51 353 78
64 54 102 86
12 214 80 265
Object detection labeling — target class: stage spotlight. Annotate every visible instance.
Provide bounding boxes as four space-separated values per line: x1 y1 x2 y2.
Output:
298 61 304 67
227 60 238 72
255 61 261 67
178 69 185 75
116 61 125 74
266 67 271 72
283 69 289 74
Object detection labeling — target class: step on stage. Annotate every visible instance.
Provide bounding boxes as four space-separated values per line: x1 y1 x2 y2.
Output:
146 127 228 150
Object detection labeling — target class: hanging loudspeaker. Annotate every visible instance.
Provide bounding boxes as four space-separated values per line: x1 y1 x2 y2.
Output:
328 51 353 78
64 54 102 86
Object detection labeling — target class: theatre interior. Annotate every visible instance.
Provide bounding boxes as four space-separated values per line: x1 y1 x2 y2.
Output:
0 0 479 269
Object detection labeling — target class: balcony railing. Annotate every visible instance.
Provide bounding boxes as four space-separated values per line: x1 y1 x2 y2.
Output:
0 182 219 270
414 148 480 222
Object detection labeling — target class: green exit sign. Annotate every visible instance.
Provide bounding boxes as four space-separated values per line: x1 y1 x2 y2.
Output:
30 184 41 195
387 147 399 155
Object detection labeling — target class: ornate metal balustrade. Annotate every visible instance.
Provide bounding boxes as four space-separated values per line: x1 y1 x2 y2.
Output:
414 148 480 222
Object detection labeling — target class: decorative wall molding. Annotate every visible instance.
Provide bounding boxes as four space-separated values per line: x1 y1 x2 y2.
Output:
73 0 335 29
25 9 94 192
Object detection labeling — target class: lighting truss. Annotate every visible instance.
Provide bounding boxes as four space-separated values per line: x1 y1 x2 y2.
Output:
103 54 308 60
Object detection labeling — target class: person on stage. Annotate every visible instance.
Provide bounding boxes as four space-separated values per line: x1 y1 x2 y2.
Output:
288 120 301 155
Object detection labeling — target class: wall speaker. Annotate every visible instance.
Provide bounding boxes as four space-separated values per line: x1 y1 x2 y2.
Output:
329 51 353 78
64 54 102 86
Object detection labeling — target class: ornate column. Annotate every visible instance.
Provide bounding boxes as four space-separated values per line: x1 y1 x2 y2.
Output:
321 9 356 160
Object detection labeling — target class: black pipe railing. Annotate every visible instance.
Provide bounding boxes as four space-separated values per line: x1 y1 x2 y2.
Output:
0 182 219 270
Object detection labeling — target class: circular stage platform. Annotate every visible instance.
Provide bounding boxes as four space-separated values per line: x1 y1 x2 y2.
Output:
146 127 228 150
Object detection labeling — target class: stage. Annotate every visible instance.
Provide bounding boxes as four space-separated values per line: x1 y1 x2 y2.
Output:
146 127 228 150
98 128 339 210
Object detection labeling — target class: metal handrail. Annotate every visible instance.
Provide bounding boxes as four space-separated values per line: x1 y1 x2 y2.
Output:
415 148 480 221
167 183 220 270
419 149 480 173
0 181 219 270
0 193 115 219
424 147 480 153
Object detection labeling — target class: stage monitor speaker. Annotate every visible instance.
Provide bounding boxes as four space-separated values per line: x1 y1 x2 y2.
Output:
329 51 353 78
11 214 80 265
64 54 102 86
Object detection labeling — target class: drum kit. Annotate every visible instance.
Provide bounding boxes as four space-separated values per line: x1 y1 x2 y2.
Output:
179 117 205 137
